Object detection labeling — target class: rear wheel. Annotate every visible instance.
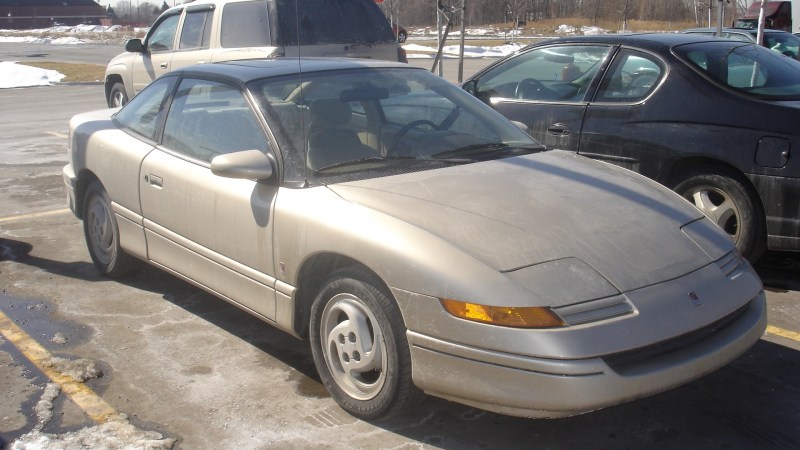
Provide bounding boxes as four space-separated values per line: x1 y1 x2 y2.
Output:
83 181 141 278
397 30 407 43
673 167 765 262
309 267 423 420
108 82 128 108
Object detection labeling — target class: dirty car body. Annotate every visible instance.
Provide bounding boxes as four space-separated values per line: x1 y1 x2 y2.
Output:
64 58 766 420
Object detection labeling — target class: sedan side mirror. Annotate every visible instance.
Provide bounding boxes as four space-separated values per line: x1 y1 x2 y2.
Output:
462 79 478 95
125 38 144 53
211 150 274 181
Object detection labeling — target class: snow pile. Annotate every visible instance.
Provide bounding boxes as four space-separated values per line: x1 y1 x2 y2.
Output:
0 61 65 88
404 43 523 59
44 356 102 382
556 24 577 34
581 26 608 35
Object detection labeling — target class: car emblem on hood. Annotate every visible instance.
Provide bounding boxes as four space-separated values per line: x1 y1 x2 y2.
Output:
689 291 702 306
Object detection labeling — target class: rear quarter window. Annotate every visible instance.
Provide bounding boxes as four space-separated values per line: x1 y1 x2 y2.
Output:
277 0 394 45
220 0 271 48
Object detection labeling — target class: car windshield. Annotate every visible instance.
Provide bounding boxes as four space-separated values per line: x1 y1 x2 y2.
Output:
248 67 542 185
674 41 800 99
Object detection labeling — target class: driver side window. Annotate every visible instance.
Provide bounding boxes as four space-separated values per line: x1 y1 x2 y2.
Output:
147 14 180 52
474 45 612 102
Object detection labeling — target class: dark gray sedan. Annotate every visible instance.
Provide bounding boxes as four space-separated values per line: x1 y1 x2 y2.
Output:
464 33 800 262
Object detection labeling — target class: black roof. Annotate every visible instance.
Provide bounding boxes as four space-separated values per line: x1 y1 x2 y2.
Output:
0 0 100 6
529 32 739 51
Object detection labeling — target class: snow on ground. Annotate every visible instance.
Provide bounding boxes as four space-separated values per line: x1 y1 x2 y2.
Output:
403 42 523 59
0 61 65 89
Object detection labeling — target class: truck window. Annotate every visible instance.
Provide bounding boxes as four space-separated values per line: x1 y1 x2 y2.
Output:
180 10 214 50
220 0 271 48
277 0 394 46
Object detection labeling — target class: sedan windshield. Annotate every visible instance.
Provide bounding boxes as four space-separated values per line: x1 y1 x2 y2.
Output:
248 67 541 184
674 41 800 99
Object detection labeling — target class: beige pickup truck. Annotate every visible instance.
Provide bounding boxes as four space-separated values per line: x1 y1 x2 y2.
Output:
104 0 406 107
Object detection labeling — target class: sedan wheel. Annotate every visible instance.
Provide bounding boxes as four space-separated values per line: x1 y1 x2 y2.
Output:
83 181 140 277
674 168 765 262
310 267 423 420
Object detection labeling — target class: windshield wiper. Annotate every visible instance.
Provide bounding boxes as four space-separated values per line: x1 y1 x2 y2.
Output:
313 156 416 175
431 143 543 160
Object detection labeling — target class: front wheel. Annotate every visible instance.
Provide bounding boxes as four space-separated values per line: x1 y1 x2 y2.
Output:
309 267 423 420
83 181 141 278
673 167 765 262
108 82 128 108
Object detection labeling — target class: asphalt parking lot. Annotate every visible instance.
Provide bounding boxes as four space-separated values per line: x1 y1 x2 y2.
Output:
1 44 800 449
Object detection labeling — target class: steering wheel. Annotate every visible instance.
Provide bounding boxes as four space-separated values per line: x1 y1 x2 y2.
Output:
389 119 439 155
515 78 546 99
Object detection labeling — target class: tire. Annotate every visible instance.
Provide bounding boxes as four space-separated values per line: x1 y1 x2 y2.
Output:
397 31 407 43
83 181 141 278
309 267 423 420
673 167 766 262
108 82 128 108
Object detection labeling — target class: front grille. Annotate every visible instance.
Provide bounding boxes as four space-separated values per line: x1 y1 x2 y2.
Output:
603 301 751 373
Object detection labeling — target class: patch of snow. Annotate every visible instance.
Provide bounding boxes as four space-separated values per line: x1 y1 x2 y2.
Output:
33 383 61 428
556 24 577 34
44 356 102 382
51 333 68 345
12 415 176 450
0 62 65 89
581 26 608 35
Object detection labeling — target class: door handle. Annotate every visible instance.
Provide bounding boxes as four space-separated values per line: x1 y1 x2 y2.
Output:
145 174 163 188
547 123 571 136
160 62 168 69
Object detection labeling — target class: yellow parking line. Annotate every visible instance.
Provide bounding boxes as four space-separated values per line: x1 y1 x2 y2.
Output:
45 131 68 139
766 325 800 343
0 208 71 223
0 309 119 424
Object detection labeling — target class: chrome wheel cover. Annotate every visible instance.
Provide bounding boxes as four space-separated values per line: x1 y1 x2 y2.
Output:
320 293 387 400
685 185 740 240
86 195 115 265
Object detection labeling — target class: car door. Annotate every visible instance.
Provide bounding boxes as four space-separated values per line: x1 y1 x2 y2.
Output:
131 11 182 95
578 48 667 173
139 77 279 320
469 44 614 151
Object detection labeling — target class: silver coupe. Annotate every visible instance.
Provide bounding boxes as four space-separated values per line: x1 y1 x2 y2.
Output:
63 58 767 420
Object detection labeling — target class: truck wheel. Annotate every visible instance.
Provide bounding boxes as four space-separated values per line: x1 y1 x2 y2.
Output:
108 82 128 108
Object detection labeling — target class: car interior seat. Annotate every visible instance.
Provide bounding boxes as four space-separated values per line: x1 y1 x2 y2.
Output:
307 98 374 171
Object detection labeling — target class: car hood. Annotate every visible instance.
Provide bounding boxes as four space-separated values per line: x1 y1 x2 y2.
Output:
328 150 716 293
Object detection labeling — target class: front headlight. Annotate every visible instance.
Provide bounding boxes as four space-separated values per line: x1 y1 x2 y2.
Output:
441 299 565 328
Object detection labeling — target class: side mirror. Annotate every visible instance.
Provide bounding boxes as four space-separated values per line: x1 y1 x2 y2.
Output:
462 79 478 95
211 150 274 180
125 38 144 53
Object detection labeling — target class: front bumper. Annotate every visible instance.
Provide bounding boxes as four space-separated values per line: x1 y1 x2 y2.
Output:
62 164 80 218
405 291 766 418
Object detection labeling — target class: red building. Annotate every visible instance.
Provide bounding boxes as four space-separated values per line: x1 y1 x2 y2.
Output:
0 0 106 29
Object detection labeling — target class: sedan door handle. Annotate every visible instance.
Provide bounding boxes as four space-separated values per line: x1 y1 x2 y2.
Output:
146 174 163 188
547 123 572 136
160 62 168 69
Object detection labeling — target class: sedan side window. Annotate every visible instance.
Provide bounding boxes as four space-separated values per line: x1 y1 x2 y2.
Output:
114 76 176 141
162 79 269 163
147 13 180 52
594 50 664 103
473 45 613 102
